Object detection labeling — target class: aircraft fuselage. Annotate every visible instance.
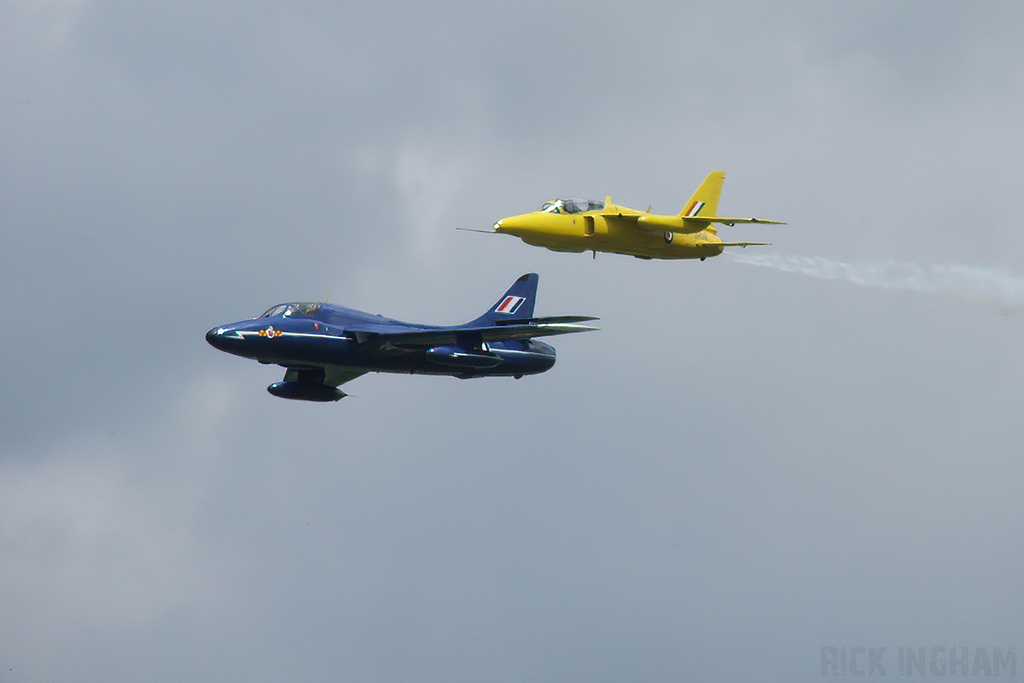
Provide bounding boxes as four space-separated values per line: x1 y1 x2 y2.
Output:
495 208 727 260
206 306 556 379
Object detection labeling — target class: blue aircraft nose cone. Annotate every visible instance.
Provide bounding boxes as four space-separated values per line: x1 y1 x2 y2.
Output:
205 327 222 349
206 326 238 352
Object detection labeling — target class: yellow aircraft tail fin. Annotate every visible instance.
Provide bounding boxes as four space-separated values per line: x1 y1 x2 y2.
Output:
679 170 725 219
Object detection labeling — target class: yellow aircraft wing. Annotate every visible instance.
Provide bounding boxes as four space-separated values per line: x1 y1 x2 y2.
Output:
714 241 772 247
689 216 786 226
632 213 784 233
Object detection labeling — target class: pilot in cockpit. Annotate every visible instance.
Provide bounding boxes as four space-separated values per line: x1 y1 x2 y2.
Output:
538 198 604 214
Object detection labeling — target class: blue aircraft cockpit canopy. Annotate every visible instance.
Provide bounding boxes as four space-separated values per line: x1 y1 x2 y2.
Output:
539 198 605 214
260 302 321 319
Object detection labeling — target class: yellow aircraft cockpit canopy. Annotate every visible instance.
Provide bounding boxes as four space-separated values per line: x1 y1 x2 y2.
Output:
539 198 605 214
260 302 321 318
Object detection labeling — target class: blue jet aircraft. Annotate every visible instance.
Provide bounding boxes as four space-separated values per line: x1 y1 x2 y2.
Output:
206 273 597 401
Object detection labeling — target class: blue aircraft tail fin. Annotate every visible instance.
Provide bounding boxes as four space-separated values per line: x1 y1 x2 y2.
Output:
464 273 538 327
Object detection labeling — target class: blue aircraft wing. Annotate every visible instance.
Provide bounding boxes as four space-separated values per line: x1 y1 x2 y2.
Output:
347 320 598 351
284 366 367 387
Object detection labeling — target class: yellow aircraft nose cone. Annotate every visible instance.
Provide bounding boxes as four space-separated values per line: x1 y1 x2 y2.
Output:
494 214 532 236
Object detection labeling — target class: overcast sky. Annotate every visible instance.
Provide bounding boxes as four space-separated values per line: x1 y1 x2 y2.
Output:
3 2 1024 681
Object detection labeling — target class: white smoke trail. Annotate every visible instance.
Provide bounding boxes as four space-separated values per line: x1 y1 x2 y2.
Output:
731 253 1024 314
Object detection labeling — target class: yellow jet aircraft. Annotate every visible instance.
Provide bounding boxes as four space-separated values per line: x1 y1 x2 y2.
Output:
477 171 783 260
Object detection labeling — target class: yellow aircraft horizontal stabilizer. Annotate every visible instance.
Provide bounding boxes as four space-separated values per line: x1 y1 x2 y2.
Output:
695 217 786 226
